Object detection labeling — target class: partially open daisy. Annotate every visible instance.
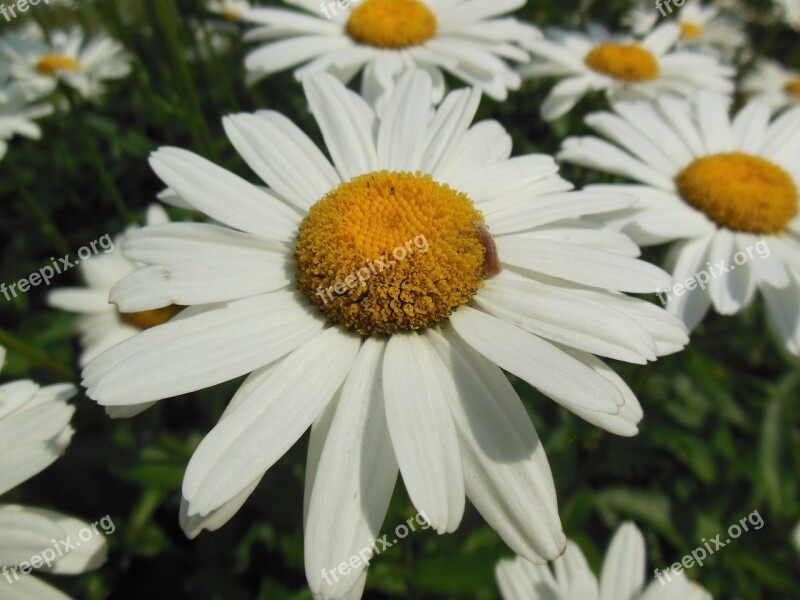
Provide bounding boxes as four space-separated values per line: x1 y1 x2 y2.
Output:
48 205 171 374
521 22 734 121
624 0 747 59
0 347 108 599
0 88 53 161
742 59 800 112
0 26 131 101
82 71 686 600
496 522 712 600
240 0 540 108
560 92 800 353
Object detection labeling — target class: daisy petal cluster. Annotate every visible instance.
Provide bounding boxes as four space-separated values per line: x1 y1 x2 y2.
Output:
521 22 734 120
1 26 131 101
742 59 800 112
623 0 747 59
240 0 541 108
560 92 800 353
496 522 713 600
80 70 687 599
777 0 800 30
0 347 108 599
47 205 171 370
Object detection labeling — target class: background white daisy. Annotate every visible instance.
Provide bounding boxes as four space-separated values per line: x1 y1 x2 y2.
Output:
0 88 52 161
495 522 713 600
559 92 800 354
0 26 131 101
521 22 734 121
0 347 108 600
240 0 541 108
742 58 800 112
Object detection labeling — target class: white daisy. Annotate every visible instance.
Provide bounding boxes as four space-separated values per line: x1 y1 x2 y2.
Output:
82 71 686 600
0 26 131 101
240 0 541 108
793 522 800 553
0 88 53 161
496 522 712 600
48 205 171 372
624 0 747 59
0 348 108 600
742 59 800 112
777 0 800 30
559 92 800 354
521 22 734 121
206 0 253 21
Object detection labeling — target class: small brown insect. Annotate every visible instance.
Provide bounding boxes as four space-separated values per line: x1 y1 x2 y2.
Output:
474 221 502 276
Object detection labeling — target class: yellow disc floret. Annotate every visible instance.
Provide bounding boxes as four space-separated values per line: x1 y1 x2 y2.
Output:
120 305 184 330
680 22 704 39
36 55 80 76
785 77 800 99
585 43 659 82
675 152 798 234
295 171 487 336
347 0 436 49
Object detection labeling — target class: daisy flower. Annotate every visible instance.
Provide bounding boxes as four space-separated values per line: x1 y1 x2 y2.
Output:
559 92 800 353
82 71 686 599
240 0 541 107
521 22 734 121
742 59 800 112
0 348 108 599
777 0 800 30
1 26 131 101
624 0 747 59
48 205 171 372
0 88 53 161
206 0 253 21
496 522 712 600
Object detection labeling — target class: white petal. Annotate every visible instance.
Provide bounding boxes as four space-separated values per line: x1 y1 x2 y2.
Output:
450 306 624 417
305 338 399 600
496 237 671 293
598 522 645 600
377 71 433 171
429 329 565 563
383 333 465 534
665 235 714 330
182 327 361 516
82 292 324 405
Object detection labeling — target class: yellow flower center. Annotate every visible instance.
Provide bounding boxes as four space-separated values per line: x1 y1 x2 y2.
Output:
680 21 704 39
119 305 184 330
222 8 239 20
36 55 80 76
785 77 800 98
295 171 487 336
585 43 660 82
346 0 437 49
675 152 798 234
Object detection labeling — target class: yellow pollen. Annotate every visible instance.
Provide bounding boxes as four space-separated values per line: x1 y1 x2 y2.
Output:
295 171 488 336
222 8 239 19
785 77 800 98
680 21 704 39
347 0 436 49
119 305 184 330
36 55 80 76
675 152 798 234
585 43 659 82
